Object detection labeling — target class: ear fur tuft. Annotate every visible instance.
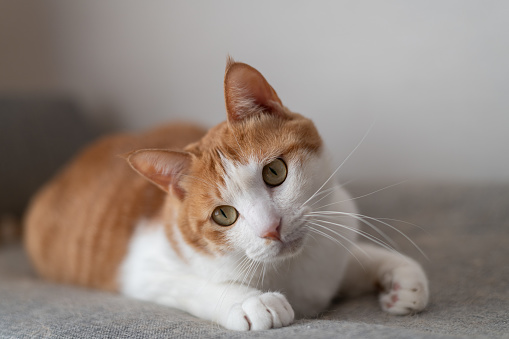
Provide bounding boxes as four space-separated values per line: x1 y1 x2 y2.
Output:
225 55 236 73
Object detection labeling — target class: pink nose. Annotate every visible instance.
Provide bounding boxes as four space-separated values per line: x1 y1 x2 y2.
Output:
261 221 281 241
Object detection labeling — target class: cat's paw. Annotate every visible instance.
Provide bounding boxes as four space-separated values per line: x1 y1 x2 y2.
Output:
225 292 294 331
379 265 429 315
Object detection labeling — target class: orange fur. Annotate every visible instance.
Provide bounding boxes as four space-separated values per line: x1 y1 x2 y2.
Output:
24 124 206 290
24 61 323 291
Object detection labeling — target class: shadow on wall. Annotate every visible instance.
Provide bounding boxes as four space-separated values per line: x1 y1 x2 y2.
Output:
0 2 122 240
0 99 103 219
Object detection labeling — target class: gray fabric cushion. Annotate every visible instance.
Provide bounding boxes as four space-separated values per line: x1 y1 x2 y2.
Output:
1 183 508 338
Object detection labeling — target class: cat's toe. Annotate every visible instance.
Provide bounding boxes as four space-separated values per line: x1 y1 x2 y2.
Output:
258 292 294 328
379 266 429 315
225 292 294 331
225 303 251 331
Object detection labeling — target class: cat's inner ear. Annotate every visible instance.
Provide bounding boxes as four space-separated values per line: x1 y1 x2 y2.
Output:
125 149 191 199
224 59 285 122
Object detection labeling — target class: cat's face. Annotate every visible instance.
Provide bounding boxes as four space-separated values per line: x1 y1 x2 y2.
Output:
179 112 327 262
127 60 330 262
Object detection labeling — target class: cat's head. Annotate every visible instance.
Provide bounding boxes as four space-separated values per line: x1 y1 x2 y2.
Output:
127 59 332 262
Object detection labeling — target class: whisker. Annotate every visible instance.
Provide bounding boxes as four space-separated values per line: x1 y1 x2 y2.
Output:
307 221 371 257
313 211 427 238
309 218 397 255
314 180 408 210
197 254 246 294
256 262 266 290
261 263 267 288
215 256 251 316
308 179 356 208
309 211 428 260
247 261 261 289
306 225 365 271
309 212 398 250
375 217 429 234
300 120 375 208
241 260 256 288
271 262 280 275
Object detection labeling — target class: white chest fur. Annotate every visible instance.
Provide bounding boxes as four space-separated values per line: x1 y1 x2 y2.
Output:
119 185 359 319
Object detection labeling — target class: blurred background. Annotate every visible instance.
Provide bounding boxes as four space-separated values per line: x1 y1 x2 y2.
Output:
1 1 509 224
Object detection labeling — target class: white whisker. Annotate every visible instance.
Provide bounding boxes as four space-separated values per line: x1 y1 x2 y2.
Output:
310 212 398 250
307 221 371 257
309 211 428 260
241 260 256 288
215 256 251 316
314 180 408 210
308 179 355 208
247 261 261 289
300 120 375 208
309 218 397 255
306 225 365 271
375 217 429 234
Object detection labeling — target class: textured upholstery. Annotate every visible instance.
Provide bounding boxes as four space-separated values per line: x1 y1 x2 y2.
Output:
1 184 508 338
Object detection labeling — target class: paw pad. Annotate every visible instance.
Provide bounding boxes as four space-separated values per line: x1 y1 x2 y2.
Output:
379 266 429 315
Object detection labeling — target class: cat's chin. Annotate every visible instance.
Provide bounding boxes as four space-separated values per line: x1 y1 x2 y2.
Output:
276 235 307 260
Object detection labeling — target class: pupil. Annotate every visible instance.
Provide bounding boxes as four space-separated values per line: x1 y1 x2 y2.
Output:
220 209 227 219
269 167 278 176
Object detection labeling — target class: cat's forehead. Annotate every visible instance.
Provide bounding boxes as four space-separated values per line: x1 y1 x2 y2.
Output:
197 113 322 161
185 113 322 201
218 153 260 197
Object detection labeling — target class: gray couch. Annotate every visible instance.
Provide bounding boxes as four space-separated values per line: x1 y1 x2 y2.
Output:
1 184 508 338
1 100 508 338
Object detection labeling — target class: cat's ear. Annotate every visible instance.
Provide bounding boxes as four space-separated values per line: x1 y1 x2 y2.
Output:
224 58 286 122
124 149 191 199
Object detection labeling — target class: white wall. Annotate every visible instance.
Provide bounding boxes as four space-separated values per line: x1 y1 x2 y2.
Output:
0 1 59 92
4 1 509 182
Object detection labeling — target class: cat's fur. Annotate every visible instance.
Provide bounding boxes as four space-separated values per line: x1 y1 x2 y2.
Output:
24 60 429 331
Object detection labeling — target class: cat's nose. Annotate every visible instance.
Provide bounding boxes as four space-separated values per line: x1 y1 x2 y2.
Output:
261 220 281 242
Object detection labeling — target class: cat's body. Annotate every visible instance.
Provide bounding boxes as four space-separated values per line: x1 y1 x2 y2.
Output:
25 60 429 330
24 124 206 291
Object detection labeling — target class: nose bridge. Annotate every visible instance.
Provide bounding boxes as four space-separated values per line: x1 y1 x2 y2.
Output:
244 190 281 238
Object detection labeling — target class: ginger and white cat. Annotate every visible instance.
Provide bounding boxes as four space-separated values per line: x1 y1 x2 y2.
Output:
24 60 429 331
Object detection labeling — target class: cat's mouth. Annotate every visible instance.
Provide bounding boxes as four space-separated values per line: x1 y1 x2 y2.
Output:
278 235 306 257
259 226 308 262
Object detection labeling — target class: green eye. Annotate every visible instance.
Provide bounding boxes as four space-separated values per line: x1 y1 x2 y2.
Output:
212 205 239 226
262 158 287 186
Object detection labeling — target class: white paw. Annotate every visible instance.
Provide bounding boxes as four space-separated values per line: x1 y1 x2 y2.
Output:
379 265 429 315
225 292 295 331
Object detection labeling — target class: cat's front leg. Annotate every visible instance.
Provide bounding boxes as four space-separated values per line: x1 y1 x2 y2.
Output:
121 270 294 331
340 243 429 315
181 281 294 330
168 281 294 331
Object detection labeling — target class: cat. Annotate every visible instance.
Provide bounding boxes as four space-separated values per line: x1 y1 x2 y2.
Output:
24 59 429 331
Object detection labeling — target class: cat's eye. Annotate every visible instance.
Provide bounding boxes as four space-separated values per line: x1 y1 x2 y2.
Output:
212 205 239 226
262 158 287 186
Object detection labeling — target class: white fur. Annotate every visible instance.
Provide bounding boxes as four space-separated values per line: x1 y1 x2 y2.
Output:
119 149 429 331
